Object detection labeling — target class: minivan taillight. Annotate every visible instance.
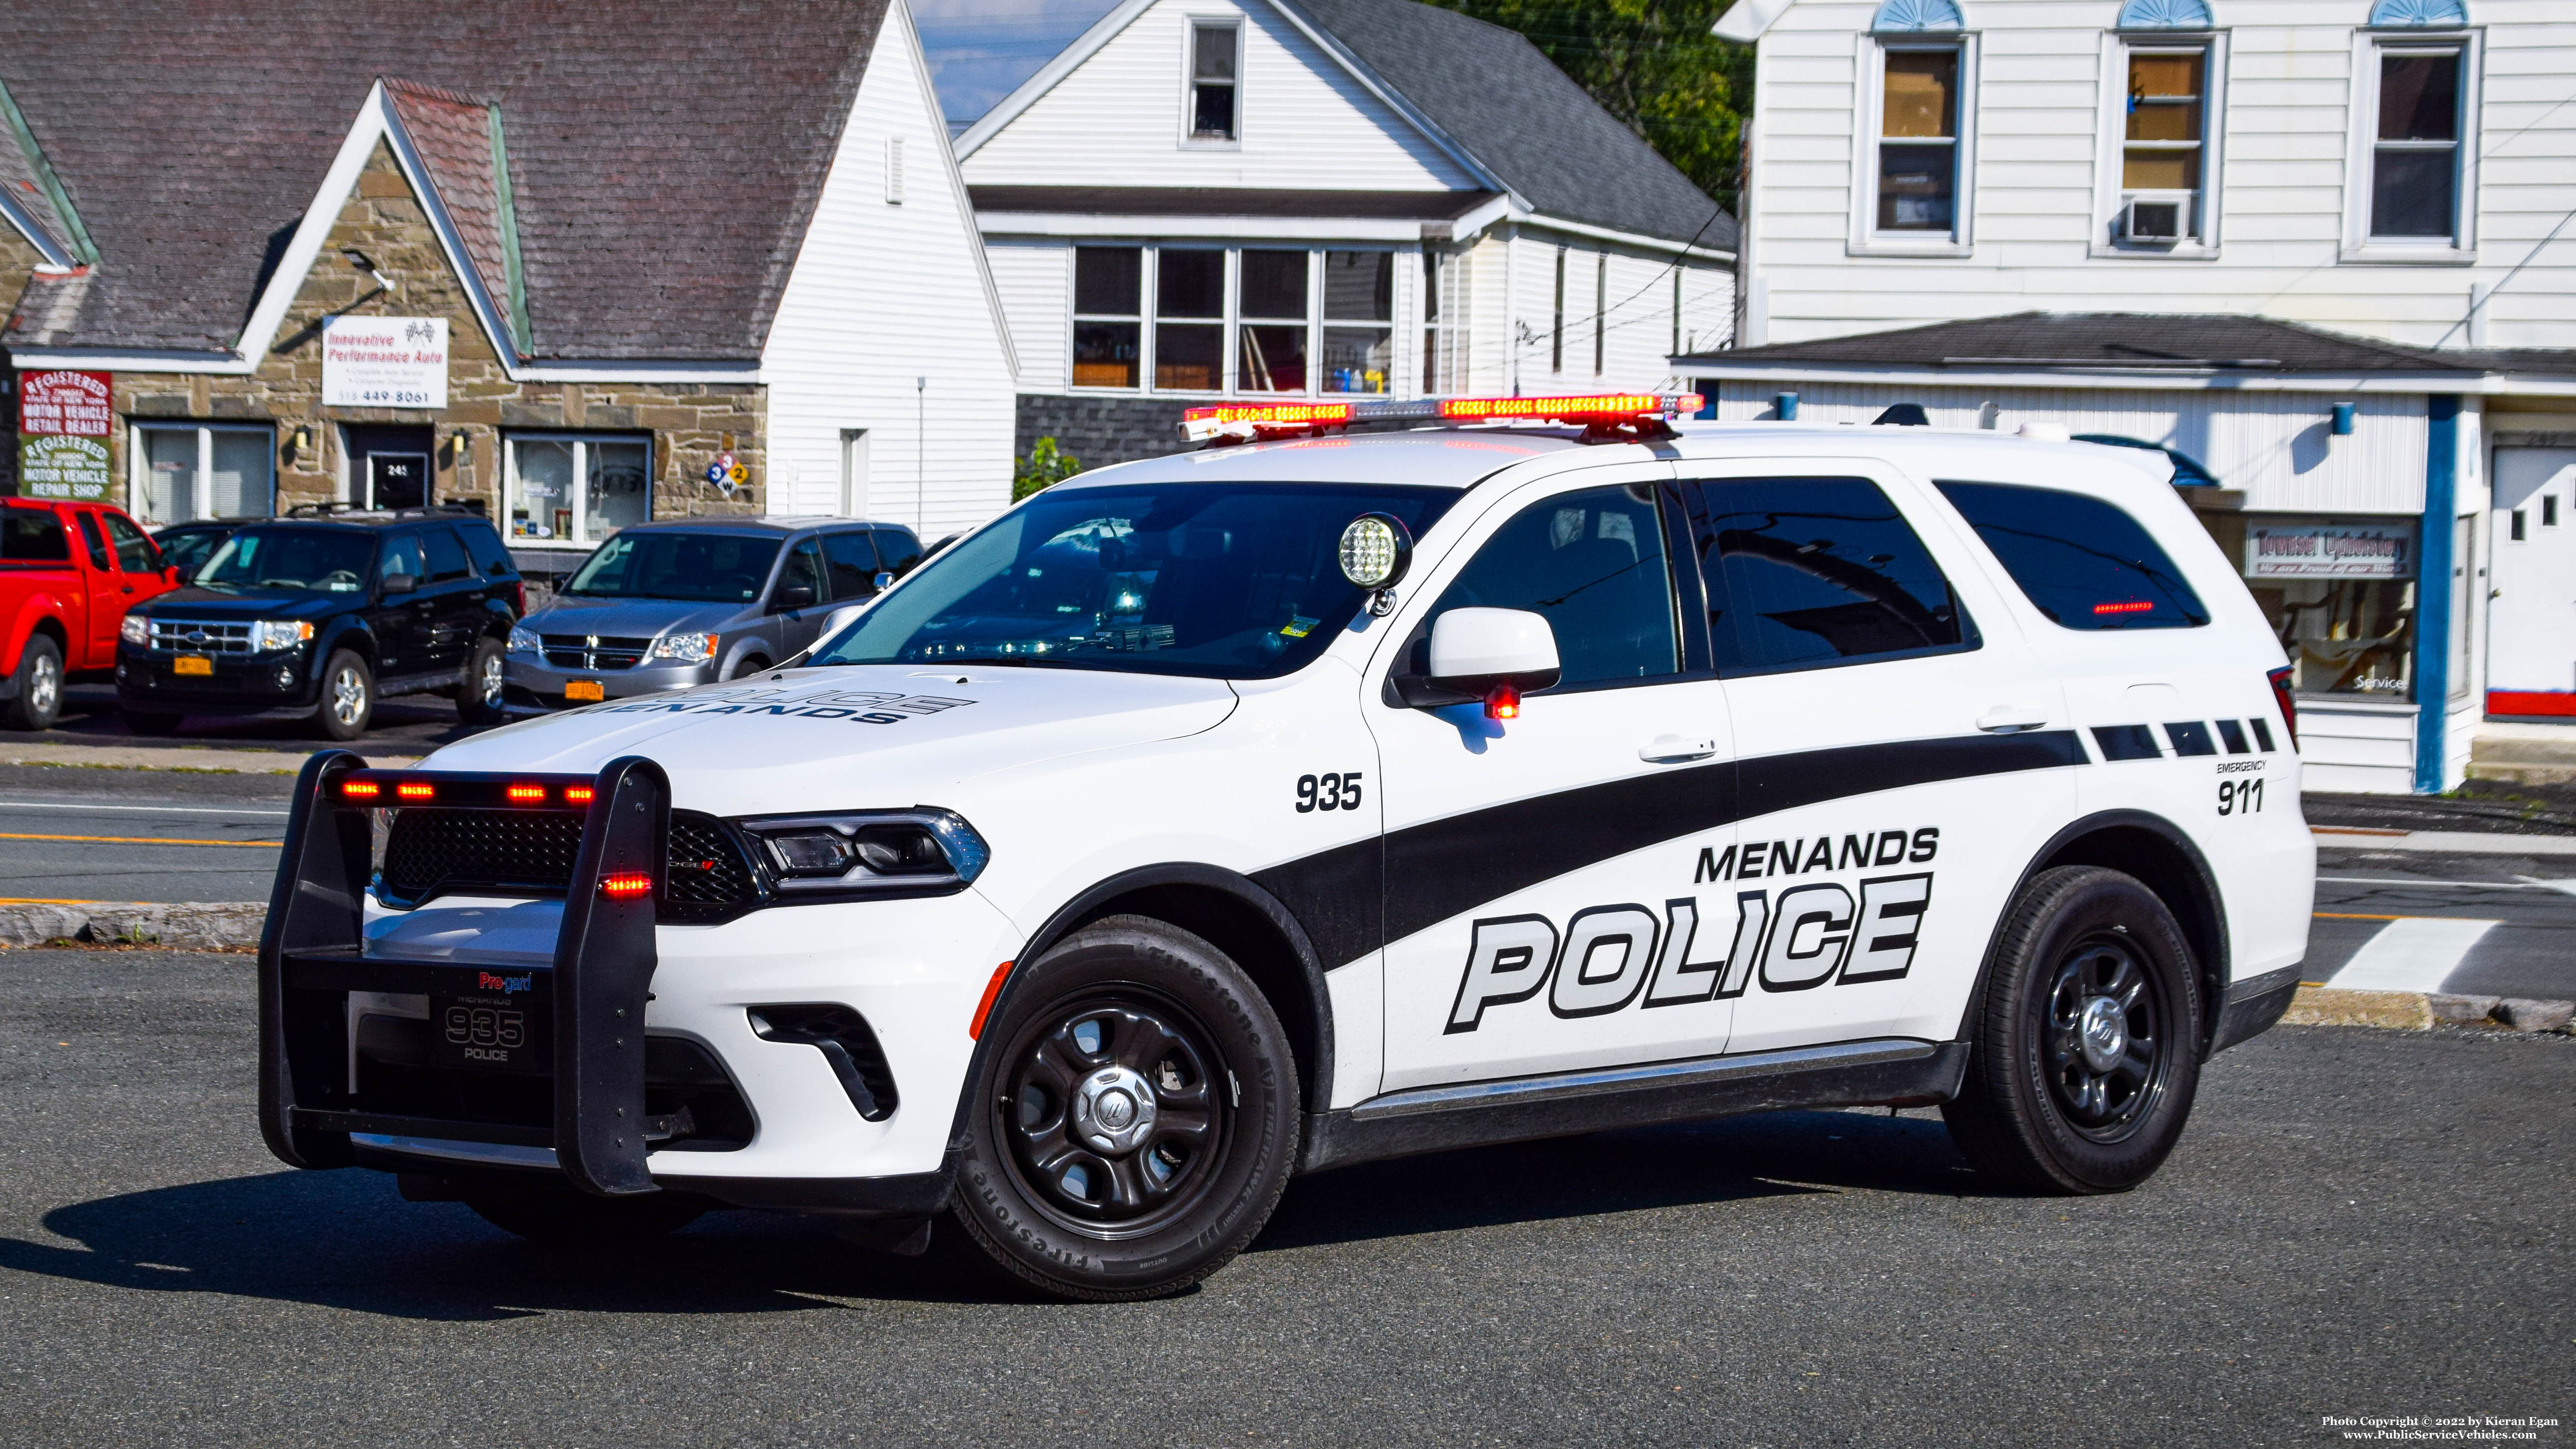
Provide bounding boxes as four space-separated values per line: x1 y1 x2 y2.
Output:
2266 666 2297 746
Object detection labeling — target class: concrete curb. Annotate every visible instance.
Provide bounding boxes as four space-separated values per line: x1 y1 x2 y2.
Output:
2285 984 2576 1036
0 742 421 774
0 901 268 950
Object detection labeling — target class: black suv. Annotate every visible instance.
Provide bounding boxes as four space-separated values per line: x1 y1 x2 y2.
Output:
117 507 524 740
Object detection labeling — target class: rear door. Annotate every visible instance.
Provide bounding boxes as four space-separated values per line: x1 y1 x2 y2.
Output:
1681 462 2077 1056
820 528 885 602
70 508 125 666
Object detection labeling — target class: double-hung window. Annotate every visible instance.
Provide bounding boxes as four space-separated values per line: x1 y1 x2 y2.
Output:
505 434 652 546
2120 49 2207 242
1072 246 1143 388
131 422 274 525
1876 48 1960 235
2371 47 2464 240
1187 21 1239 143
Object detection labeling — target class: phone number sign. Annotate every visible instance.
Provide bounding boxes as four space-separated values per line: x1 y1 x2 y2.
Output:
322 316 449 409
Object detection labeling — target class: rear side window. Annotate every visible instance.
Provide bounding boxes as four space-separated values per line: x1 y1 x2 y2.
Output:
420 526 473 582
821 530 882 596
1935 481 2208 630
872 527 923 576
1687 477 1971 675
1 507 71 563
456 519 516 577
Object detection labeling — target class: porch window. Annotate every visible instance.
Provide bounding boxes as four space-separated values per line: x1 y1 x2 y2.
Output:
1237 249 1308 392
1321 250 1392 394
1154 249 1225 391
1072 246 1143 389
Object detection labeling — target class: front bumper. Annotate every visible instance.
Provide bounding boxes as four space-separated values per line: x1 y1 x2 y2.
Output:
258 752 1022 1208
117 645 316 715
504 654 716 713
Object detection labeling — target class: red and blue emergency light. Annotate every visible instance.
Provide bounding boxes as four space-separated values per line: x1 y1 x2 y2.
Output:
1179 392 1704 444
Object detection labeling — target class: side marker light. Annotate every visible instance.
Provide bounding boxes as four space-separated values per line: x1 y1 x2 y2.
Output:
1485 682 1520 721
600 871 654 899
969 960 1015 1040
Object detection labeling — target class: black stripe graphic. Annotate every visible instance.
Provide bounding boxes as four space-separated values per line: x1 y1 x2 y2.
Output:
2092 724 2161 761
1253 729 2088 969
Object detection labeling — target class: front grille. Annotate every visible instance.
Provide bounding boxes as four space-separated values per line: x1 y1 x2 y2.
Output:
150 619 254 654
376 806 761 920
540 634 651 671
351 1023 755 1150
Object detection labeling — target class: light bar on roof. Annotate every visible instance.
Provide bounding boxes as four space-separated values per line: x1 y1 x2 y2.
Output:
1178 393 1704 443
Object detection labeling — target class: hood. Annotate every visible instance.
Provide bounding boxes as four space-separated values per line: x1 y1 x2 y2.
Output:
521 595 747 639
137 587 351 621
419 664 1239 815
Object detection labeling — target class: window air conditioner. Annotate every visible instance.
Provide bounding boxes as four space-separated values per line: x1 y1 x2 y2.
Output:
2120 194 2192 244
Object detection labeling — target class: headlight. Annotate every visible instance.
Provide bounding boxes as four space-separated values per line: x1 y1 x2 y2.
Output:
250 620 315 652
120 615 149 646
735 808 990 896
650 631 719 665
507 625 540 654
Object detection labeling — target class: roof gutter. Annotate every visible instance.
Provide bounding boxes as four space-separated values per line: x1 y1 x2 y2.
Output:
1665 357 2568 394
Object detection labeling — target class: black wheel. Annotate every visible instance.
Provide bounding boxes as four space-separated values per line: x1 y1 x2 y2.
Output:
122 710 184 736
1 634 63 731
951 916 1299 1301
456 636 507 724
311 649 373 741
1942 865 2205 1194
463 1186 709 1247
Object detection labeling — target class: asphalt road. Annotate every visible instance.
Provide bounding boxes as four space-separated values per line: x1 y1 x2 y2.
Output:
0 764 290 903
0 681 482 759
0 946 2566 1448
2309 844 2576 1002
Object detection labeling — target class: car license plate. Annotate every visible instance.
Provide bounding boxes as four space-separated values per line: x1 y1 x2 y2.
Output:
173 655 214 677
431 991 549 1075
565 679 604 702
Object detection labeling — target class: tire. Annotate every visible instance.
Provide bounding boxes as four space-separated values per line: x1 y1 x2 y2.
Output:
728 655 771 681
122 711 184 736
464 1186 709 1248
0 634 63 731
951 915 1300 1301
311 649 374 741
1942 865 2206 1195
456 636 507 725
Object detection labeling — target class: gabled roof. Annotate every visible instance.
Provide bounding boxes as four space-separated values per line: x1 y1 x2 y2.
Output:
0 0 893 361
1677 313 2576 377
959 0 1733 253
381 80 523 354
0 76 84 267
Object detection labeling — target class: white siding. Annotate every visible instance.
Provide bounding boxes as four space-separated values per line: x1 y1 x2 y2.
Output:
986 240 1070 390
962 0 1477 192
763 0 1016 538
1699 380 2431 514
1746 1 2576 350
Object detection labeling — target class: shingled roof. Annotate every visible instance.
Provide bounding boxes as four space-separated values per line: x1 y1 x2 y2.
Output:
1286 0 1736 252
0 0 891 361
1677 312 2576 376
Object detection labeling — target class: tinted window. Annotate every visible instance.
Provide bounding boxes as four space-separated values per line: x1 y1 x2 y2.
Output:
564 532 783 603
103 513 163 573
2 507 70 563
1430 484 1680 688
75 512 111 571
155 528 227 577
456 519 516 577
1690 477 1970 674
779 538 828 604
873 527 924 576
420 526 473 582
1935 480 2208 631
379 533 428 583
197 528 373 592
821 530 882 597
815 483 1459 679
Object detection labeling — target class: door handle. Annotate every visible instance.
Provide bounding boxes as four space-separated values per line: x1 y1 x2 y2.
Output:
1639 734 1720 763
1976 706 2049 733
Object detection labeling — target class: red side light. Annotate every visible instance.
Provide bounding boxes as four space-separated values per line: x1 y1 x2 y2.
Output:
1485 681 1520 721
2267 666 2298 746
563 783 596 805
2092 600 2155 616
340 779 380 800
600 871 653 899
395 782 435 801
506 783 547 804
969 960 1015 1040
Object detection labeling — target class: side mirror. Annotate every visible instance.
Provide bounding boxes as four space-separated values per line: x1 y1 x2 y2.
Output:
872 570 895 593
382 572 418 595
773 584 816 611
1419 607 1560 718
820 603 867 639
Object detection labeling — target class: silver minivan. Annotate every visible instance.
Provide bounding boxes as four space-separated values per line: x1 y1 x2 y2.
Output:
503 516 922 712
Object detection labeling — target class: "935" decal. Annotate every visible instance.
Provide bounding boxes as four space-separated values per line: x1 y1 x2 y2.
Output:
1296 772 1365 813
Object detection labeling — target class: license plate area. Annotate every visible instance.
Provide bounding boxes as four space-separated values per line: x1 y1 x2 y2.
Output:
430 991 551 1075
173 655 214 676
564 679 604 702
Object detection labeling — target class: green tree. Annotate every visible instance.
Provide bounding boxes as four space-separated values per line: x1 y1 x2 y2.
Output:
1014 436 1083 501
1425 0 1754 210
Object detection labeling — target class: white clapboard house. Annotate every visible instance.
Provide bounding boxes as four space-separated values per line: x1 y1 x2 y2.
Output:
1683 0 2576 794
956 0 1739 464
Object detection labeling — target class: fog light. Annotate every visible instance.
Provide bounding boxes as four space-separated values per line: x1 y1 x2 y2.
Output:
276 666 296 688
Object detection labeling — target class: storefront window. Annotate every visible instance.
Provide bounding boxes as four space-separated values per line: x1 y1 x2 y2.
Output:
2237 518 2417 700
506 434 653 545
133 423 275 524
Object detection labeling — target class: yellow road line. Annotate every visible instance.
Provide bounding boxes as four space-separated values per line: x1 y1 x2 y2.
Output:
0 896 97 904
0 832 281 848
2314 911 2407 921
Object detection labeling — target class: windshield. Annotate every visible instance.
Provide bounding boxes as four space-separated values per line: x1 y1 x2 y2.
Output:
811 482 1460 678
564 532 783 603
194 528 374 593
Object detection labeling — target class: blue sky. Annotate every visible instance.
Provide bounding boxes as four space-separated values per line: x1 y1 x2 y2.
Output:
913 0 1123 129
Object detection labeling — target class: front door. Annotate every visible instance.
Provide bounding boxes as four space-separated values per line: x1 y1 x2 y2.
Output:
348 424 435 511
770 536 835 657
70 509 127 665
370 530 432 678
2489 447 2576 717
1372 463 1741 1093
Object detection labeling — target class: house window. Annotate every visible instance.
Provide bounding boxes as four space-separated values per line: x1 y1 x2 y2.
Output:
1238 249 1308 391
505 434 652 545
132 422 274 525
1072 246 1144 388
1424 248 1471 395
2120 47 2208 242
1321 250 1392 394
2371 46 2464 240
1877 48 1959 233
1154 249 1226 391
1188 21 1239 143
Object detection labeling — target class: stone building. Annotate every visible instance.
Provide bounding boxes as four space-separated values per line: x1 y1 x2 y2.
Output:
1 0 1017 581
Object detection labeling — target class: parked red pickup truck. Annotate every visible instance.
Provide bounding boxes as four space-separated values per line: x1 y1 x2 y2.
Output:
1 497 179 730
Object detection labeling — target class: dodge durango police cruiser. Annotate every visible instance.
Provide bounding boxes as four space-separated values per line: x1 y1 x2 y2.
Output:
256 393 2314 1300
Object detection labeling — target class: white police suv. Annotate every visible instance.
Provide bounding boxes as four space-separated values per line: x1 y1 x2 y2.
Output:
256 394 2314 1300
